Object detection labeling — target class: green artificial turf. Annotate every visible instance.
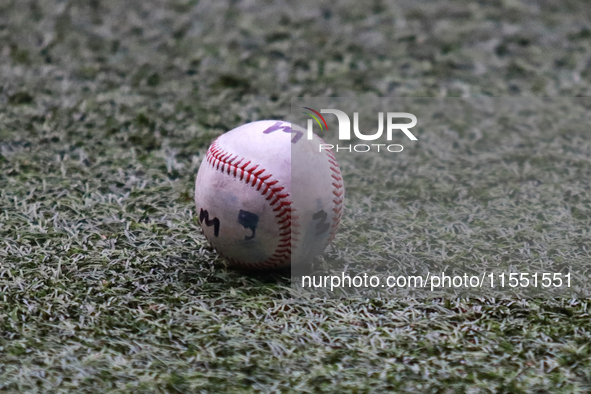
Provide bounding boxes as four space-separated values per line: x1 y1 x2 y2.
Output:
1 0 591 392
297 97 591 299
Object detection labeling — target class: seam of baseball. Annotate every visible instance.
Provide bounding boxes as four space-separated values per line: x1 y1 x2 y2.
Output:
315 135 344 245
205 138 293 269
323 146 344 245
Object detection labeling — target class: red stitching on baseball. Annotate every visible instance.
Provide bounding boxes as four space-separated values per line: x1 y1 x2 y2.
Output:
321 143 344 246
205 139 293 269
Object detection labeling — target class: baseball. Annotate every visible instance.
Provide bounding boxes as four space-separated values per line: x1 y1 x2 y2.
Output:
194 120 345 269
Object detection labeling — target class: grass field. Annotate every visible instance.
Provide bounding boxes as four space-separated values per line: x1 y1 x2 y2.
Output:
2 0 591 392
296 97 591 300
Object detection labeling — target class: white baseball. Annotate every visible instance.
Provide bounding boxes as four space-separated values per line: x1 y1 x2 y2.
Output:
194 120 344 269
